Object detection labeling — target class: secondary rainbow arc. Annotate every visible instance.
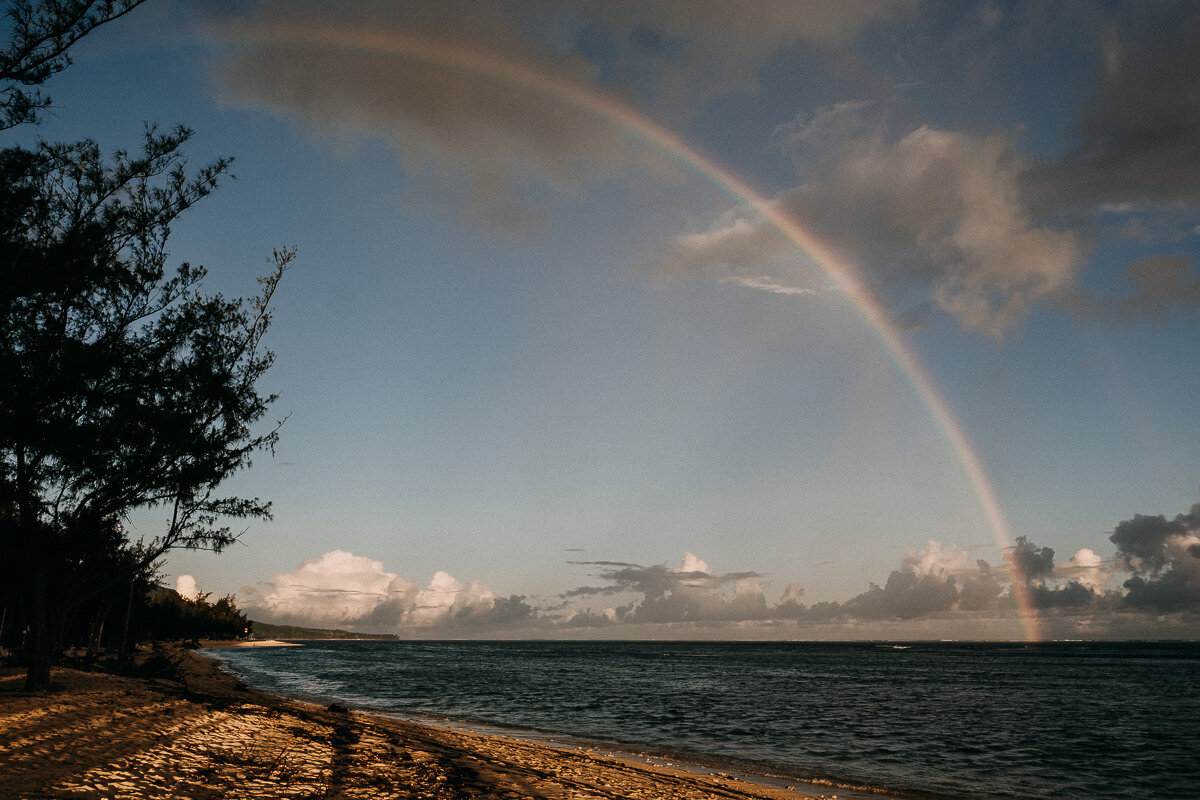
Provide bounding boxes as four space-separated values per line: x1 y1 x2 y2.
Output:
225 22 1043 642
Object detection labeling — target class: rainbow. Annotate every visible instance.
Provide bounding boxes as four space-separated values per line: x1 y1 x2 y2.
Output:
222 22 1042 641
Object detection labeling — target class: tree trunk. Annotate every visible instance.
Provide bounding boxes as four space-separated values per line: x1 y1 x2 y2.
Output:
23 575 53 691
117 577 134 666
86 608 106 667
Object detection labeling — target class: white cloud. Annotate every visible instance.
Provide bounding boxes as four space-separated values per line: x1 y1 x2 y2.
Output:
243 550 535 632
902 540 970 580
1055 548 1110 593
246 550 404 627
674 552 712 575
408 571 498 626
720 275 817 296
651 210 822 295
175 574 201 601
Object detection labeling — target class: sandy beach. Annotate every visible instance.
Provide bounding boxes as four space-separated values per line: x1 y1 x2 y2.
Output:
0 644 834 800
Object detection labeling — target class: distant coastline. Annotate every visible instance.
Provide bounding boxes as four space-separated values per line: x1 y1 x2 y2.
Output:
248 620 400 641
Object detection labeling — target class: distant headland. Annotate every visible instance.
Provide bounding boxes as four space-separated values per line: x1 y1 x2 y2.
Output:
248 620 399 641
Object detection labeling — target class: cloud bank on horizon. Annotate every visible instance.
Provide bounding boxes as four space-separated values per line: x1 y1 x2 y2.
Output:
213 0 1200 336
228 503 1200 639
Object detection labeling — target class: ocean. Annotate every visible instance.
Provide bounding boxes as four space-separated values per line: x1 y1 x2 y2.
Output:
210 640 1198 800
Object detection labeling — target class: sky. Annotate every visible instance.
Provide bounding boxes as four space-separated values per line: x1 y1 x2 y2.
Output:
19 0 1200 640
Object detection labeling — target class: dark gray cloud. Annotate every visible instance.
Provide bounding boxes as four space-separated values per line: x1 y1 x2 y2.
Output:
838 570 960 620
561 584 626 599
652 5 1200 335
1010 6 1200 321
553 528 1191 631
1121 572 1200 613
814 537 1111 620
1054 256 1200 322
450 594 541 628
561 608 618 628
655 103 1084 337
1028 581 1095 609
1109 504 1200 613
811 543 1010 621
1008 536 1056 582
957 560 1005 612
633 585 771 624
1110 505 1200 573
565 557 760 596
1026 4 1200 211
565 564 690 599
213 2 1200 333
558 554 782 624
214 0 630 234
213 0 908 234
598 0 910 92
559 544 1011 627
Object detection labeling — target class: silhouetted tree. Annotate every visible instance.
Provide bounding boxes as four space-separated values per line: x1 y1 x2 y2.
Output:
0 1 147 130
0 2 289 688
136 589 249 643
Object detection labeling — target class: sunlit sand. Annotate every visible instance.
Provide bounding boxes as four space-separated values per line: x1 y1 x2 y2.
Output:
0 646 841 800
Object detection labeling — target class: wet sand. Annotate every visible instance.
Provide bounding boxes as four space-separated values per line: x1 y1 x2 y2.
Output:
0 644 838 800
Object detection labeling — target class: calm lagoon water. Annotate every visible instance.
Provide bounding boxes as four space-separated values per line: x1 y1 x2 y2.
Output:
211 640 1199 800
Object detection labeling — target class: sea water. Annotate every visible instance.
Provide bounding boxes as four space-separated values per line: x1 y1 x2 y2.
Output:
210 640 1198 800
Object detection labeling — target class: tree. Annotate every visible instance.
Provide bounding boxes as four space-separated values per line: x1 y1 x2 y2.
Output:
0 1 147 130
137 589 250 643
0 2 290 688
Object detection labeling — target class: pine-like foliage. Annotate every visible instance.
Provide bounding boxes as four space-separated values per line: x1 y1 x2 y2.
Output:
0 1 290 689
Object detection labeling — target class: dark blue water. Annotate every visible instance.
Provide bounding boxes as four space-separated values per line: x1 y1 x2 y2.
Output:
211 641 1199 800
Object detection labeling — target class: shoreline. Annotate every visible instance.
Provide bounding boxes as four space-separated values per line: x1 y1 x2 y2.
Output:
1 644 860 800
201 638 304 648
204 642 892 800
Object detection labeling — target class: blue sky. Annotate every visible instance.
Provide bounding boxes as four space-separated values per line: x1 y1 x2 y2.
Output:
24 1 1200 638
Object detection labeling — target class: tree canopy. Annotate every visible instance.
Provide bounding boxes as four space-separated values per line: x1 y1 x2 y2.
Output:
0 0 289 688
0 1 146 130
